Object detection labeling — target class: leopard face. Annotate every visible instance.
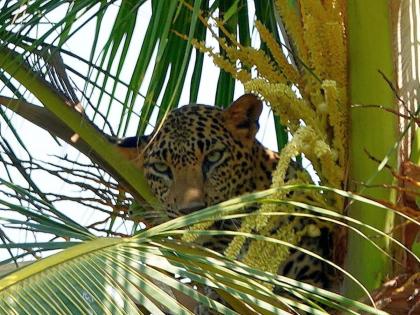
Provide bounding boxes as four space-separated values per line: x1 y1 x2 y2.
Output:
118 94 278 218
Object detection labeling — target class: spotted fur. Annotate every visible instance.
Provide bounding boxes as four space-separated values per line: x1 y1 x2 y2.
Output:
119 94 278 218
119 94 335 312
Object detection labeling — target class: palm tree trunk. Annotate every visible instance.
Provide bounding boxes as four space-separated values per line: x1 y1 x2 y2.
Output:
343 1 397 298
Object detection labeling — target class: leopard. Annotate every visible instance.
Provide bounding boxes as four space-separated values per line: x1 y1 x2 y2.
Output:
118 94 335 312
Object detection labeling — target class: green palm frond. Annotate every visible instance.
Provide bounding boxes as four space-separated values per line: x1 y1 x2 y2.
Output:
1 184 409 314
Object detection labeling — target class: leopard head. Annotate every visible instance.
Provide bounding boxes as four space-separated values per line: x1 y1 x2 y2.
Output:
118 94 264 218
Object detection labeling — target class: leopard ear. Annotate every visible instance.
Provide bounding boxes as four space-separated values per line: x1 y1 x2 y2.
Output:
223 94 263 144
116 135 150 165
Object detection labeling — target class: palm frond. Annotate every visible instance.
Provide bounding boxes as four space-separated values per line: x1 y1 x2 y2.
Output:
0 184 405 314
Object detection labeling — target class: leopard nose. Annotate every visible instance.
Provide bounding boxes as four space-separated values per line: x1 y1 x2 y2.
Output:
178 202 206 215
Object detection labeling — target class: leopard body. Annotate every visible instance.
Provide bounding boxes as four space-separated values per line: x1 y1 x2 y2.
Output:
119 94 335 312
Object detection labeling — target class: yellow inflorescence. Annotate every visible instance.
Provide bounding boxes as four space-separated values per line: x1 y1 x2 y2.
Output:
242 220 299 278
255 21 301 85
275 0 309 66
301 10 328 80
188 0 347 276
191 39 252 83
324 22 347 86
232 47 286 83
224 127 321 267
181 221 214 243
322 80 347 167
245 79 320 133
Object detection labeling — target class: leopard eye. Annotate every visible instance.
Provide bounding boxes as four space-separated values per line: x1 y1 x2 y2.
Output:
152 162 170 174
206 149 223 163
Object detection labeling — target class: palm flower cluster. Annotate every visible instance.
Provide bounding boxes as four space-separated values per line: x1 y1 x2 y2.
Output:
188 0 348 277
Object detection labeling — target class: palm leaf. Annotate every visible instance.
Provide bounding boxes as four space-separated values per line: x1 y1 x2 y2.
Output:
0 184 403 314
0 45 158 206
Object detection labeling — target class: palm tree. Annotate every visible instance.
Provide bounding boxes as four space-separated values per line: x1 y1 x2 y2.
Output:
0 0 417 314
